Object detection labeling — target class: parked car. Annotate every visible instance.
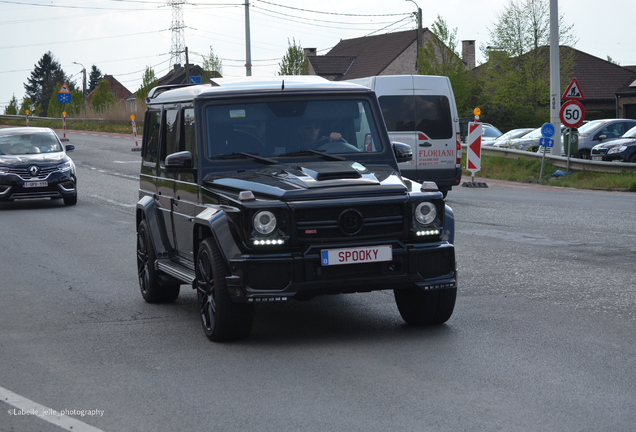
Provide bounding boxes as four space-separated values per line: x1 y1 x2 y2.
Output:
0 127 77 205
510 125 567 152
480 123 503 146
491 128 534 148
136 76 458 341
568 119 636 159
590 125 636 162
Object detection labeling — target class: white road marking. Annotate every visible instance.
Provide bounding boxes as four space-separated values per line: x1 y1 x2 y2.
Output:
0 386 106 432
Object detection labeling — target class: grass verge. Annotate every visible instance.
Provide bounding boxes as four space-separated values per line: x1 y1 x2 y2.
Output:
464 152 636 192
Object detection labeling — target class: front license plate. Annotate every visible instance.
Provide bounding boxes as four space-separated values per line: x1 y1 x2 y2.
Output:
592 156 603 161
24 181 48 188
321 245 392 266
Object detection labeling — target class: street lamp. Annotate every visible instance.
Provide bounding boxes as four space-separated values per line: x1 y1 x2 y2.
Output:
73 61 87 103
405 0 422 64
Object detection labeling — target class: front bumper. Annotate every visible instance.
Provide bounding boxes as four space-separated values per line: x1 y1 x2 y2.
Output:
225 240 456 302
0 171 76 202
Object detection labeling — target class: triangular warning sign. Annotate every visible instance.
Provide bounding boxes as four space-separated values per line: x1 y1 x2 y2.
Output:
58 82 71 94
562 78 584 101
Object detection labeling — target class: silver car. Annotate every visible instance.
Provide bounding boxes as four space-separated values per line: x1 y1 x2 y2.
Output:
568 119 636 159
491 128 534 148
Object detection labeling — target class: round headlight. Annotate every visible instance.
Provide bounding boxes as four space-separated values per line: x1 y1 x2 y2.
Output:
415 202 436 226
253 211 276 235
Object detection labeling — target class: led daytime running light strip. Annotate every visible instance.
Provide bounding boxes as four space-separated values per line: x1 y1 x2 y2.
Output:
253 239 285 245
416 229 441 236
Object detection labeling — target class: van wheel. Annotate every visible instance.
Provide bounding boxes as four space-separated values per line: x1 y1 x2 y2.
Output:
196 238 254 341
394 287 456 325
137 219 180 303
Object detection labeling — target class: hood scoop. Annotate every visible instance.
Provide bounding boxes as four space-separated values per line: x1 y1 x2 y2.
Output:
299 165 362 181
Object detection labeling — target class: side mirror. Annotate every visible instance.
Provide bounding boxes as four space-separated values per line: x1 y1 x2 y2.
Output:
165 151 194 169
392 141 413 163
598 135 607 142
65 144 75 152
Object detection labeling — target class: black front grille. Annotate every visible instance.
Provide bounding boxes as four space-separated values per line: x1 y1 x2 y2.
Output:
591 148 607 156
8 166 59 179
295 203 405 240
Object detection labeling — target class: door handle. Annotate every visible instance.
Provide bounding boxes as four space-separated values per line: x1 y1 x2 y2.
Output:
419 142 432 147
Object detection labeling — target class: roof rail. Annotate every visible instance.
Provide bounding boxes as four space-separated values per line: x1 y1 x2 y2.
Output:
146 83 204 101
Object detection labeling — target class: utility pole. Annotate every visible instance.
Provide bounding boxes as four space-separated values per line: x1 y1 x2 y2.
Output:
405 1 422 66
245 1 252 76
185 47 190 84
167 0 186 69
549 0 562 155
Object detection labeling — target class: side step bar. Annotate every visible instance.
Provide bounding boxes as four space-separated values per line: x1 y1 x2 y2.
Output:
156 259 196 284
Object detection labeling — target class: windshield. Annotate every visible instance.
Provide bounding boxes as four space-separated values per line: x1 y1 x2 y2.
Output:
578 120 604 134
623 125 636 138
205 99 384 160
0 131 63 155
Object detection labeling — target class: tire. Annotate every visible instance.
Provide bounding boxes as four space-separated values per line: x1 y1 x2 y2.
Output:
394 287 457 326
576 149 591 160
63 193 77 206
196 238 254 341
136 219 180 303
628 153 636 163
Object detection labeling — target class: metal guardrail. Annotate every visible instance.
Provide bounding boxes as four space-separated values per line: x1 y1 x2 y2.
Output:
0 114 106 122
463 144 636 173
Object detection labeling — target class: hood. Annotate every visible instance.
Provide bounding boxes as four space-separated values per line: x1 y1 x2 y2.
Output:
0 152 67 167
203 161 410 201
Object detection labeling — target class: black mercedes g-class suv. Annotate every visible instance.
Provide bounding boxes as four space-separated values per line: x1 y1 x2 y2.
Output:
136 76 457 341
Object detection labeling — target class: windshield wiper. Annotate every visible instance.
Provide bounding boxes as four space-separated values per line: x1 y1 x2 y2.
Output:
216 152 278 165
278 149 346 161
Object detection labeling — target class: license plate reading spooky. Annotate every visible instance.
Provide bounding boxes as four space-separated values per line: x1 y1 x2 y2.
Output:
321 245 392 266
24 181 48 188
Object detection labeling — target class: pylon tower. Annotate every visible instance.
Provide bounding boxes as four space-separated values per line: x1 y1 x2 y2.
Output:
167 0 186 69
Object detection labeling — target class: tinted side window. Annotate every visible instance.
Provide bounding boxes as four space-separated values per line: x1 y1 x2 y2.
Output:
161 108 179 162
143 110 160 163
379 95 453 139
182 108 195 154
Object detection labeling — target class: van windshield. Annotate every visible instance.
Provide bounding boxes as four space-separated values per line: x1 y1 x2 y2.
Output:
378 95 453 139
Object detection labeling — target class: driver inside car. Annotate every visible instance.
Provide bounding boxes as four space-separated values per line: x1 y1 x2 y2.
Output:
296 121 341 150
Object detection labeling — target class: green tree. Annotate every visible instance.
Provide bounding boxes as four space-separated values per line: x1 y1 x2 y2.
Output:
18 97 34 116
137 66 158 105
88 65 103 93
479 0 577 129
4 95 18 115
91 79 116 113
201 46 223 81
278 38 309 76
24 51 74 117
416 15 478 116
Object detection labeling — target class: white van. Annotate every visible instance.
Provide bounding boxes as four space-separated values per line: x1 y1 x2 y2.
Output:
347 75 462 197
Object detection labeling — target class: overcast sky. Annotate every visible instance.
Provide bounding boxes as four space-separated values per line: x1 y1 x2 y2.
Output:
1 0 635 112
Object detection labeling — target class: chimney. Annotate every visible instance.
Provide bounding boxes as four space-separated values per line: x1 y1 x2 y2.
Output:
304 48 317 57
462 40 475 70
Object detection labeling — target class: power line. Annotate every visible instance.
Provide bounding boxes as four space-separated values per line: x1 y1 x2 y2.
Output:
0 0 159 10
255 0 410 17
0 29 169 50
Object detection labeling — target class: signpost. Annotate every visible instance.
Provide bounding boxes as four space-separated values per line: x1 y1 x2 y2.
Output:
57 82 72 104
561 78 586 170
539 122 556 179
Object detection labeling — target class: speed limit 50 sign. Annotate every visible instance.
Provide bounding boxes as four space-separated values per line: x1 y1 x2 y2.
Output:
560 100 585 128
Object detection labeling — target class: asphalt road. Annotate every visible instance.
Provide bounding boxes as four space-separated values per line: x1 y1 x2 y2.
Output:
1 130 634 432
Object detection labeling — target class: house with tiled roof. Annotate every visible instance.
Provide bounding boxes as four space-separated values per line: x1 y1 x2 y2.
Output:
86 75 132 107
564 48 636 117
307 29 473 81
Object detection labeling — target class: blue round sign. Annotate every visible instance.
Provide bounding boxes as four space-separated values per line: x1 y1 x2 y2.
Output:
541 122 555 138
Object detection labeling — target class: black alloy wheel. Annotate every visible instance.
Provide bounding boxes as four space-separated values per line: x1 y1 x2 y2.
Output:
196 238 254 341
136 219 180 303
